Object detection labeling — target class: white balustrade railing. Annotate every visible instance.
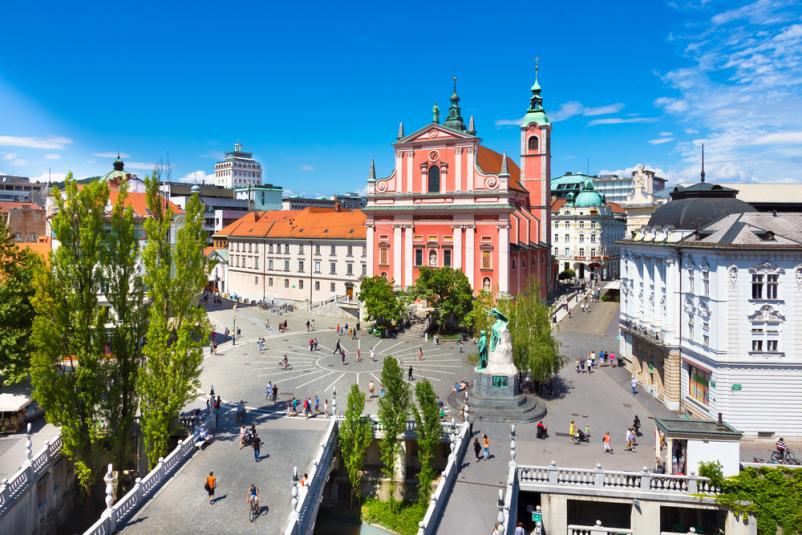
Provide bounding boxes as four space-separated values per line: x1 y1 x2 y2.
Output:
0 433 64 520
83 431 198 535
417 421 470 535
567 523 632 535
518 462 720 498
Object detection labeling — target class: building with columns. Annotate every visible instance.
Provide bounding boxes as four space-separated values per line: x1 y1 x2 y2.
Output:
365 73 553 297
619 178 802 436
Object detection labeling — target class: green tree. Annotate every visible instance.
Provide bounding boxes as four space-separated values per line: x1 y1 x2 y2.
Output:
139 175 210 467
338 384 373 509
408 267 472 333
413 380 441 504
500 278 563 381
0 220 43 384
101 181 147 494
465 290 497 338
378 356 411 509
30 176 110 492
558 269 576 281
359 275 404 326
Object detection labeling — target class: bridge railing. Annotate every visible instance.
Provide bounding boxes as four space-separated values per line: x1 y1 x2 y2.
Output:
83 431 199 535
0 431 64 519
568 522 633 534
416 420 470 535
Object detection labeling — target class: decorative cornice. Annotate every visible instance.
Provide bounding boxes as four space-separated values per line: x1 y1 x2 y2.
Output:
748 304 785 322
750 261 783 274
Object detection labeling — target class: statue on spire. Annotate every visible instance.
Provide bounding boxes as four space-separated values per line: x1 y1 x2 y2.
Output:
432 103 440 124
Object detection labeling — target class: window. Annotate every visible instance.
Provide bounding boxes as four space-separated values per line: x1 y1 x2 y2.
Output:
268 243 273 253
752 322 780 353
703 334 709 346
553 247 558 256
361 263 367 276
248 243 252 253
767 274 778 299
751 274 763 299
564 234 569 242
285 279 289 288
314 261 321 273
269 277 273 287
428 250 437 267
528 136 539 151
268 259 274 271
481 250 492 270
347 245 353 256
298 260 304 272
330 245 336 255
579 234 584 243
688 320 694 340
346 263 353 276
590 234 596 243
752 339 763 352
415 249 423 266
328 262 336 274
379 247 389 265
330 282 336 292
254 276 258 284
579 248 585 257
254 257 258 269
579 221 584 229
767 340 778 352
564 247 569 256
554 234 558 242
688 365 710 405
315 244 321 255
427 166 440 193
590 221 596 228
299 280 304 289
299 244 304 254
284 260 290 272
590 248 596 258
703 270 710 296
315 281 320 291
444 249 452 267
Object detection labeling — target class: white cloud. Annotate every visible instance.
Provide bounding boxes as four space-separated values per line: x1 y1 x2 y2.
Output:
300 164 316 172
752 131 802 145
0 135 72 150
125 161 158 171
494 119 521 127
93 151 130 159
495 101 624 126
659 131 673 137
3 152 17 161
179 170 215 184
45 154 61 160
649 137 675 145
588 117 659 126
583 103 626 116
29 171 68 183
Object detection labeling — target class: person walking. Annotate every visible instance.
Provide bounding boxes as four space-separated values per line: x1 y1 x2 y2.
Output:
569 420 576 442
252 432 262 462
482 434 490 460
272 384 278 403
333 339 342 354
370 347 376 361
586 355 593 374
603 432 612 454
306 319 311 332
575 358 580 373
631 376 638 395
368 380 375 399
418 347 424 360
408 365 413 381
514 522 526 535
340 348 346 365
205 471 217 504
473 437 482 461
610 352 616 367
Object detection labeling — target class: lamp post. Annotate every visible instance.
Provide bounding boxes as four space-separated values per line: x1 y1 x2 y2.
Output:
232 303 238 346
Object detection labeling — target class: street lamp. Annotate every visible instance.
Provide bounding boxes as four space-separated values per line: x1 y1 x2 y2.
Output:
232 303 238 346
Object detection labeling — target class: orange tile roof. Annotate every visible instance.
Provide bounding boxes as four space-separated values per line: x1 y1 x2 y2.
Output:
108 190 184 218
607 201 626 214
551 198 567 212
476 146 526 192
0 201 41 213
217 207 366 240
20 238 52 262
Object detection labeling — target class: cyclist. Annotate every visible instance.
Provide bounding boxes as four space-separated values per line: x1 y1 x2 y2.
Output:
280 355 290 369
776 437 787 461
246 483 260 511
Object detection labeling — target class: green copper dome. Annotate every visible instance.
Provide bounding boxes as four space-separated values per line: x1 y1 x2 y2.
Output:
573 179 604 208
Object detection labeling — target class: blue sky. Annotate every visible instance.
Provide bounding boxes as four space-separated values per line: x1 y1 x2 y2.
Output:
2 0 801 195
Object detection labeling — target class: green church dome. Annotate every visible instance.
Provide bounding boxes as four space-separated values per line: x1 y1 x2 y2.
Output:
573 179 604 208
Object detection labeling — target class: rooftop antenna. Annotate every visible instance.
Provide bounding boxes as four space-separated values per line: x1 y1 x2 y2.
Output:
700 143 706 183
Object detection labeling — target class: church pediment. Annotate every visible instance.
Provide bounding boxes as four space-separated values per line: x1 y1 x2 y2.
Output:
396 123 475 145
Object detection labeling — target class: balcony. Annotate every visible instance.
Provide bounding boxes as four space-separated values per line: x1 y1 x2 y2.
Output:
620 317 666 345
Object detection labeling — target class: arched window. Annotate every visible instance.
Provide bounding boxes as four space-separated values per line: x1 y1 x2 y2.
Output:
427 166 440 193
528 136 539 151
428 250 438 267
483 277 492 292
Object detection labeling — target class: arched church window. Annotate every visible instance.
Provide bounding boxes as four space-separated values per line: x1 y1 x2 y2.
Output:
428 166 440 193
483 277 491 292
428 250 438 267
528 136 539 151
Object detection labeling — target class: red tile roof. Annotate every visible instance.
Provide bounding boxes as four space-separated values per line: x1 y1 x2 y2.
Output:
0 201 41 213
217 207 366 240
108 191 184 217
476 146 526 192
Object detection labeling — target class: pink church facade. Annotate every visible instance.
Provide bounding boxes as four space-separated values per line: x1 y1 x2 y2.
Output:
365 74 553 298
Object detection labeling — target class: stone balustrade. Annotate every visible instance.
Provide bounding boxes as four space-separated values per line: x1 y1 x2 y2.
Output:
568 522 633 534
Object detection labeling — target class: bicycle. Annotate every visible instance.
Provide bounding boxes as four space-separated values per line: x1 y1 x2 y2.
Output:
770 449 800 465
249 496 260 522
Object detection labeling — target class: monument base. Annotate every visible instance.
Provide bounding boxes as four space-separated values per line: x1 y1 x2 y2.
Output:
447 369 547 423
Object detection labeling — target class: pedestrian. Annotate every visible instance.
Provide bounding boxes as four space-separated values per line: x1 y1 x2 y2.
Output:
575 358 580 373
336 323 340 335
306 319 311 332
265 319 270 330
624 428 633 451
580 358 585 372
265 382 273 401
272 384 278 403
603 431 612 454
590 351 596 367
341 349 346 365
352 328 357 340
418 347 424 360
333 339 341 354
586 355 593 374
569 420 576 441
631 376 638 395
610 352 616 367
368 380 375 399
370 347 376 361
457 340 464 353
252 432 261 461
482 434 490 460
323 398 329 416
492 522 502 535
311 319 316 330
315 395 320 415
205 471 217 504
473 437 482 461
356 348 361 362
408 365 413 381
236 327 241 338
515 522 526 535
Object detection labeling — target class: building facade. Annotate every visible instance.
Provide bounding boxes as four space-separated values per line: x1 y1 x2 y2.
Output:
217 207 367 304
594 168 666 204
619 180 802 436
234 184 284 211
280 193 367 211
0 201 46 242
551 180 626 281
0 175 47 205
214 143 262 188
365 75 552 297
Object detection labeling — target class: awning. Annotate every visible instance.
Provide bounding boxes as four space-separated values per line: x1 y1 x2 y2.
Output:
603 280 620 290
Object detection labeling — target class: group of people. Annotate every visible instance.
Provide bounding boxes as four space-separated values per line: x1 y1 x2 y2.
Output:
335 322 359 338
568 420 591 443
256 337 267 351
277 320 289 333
265 381 279 403
305 319 316 331
307 337 320 351
574 350 616 373
473 434 492 461
287 395 325 418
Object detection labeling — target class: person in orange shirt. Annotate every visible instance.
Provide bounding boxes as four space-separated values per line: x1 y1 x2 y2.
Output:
603 432 613 454
205 471 217 504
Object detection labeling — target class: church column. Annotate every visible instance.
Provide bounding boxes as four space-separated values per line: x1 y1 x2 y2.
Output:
440 163 448 194
420 163 428 193
467 148 475 191
498 224 510 295
453 226 462 270
395 152 403 191
393 225 402 287
455 148 462 192
404 225 413 288
406 151 413 193
366 223 375 277
465 225 475 288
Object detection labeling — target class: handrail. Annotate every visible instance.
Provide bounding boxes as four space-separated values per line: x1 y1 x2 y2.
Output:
0 433 64 520
568 523 632 534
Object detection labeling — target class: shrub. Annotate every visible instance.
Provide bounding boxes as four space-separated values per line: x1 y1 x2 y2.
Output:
361 499 427 535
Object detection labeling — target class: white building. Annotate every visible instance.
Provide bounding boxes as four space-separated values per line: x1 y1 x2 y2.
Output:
619 180 802 437
215 207 367 304
594 167 666 204
214 143 262 189
551 179 626 281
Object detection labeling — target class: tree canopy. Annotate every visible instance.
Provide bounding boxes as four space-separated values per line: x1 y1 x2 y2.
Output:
359 275 404 326
413 379 441 504
407 267 473 333
377 356 411 507
338 384 373 508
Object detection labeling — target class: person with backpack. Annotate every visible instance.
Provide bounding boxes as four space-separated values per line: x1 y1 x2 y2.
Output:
205 471 217 504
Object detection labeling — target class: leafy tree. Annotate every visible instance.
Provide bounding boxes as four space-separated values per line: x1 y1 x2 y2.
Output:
500 278 563 382
465 290 497 338
413 380 441 504
139 175 210 467
338 384 373 509
101 181 147 494
558 269 576 281
30 176 110 492
407 267 472 333
359 275 404 326
0 220 43 384
378 356 411 509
